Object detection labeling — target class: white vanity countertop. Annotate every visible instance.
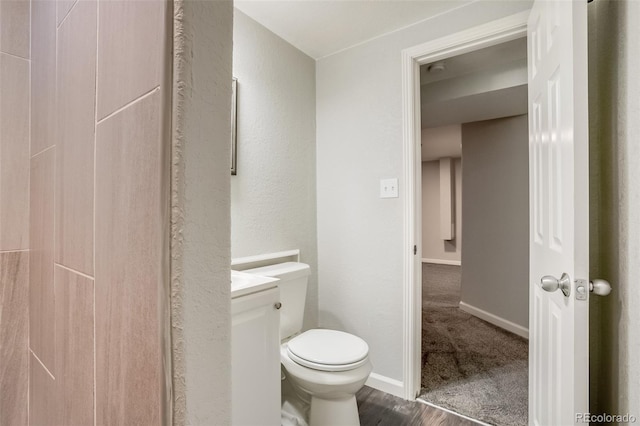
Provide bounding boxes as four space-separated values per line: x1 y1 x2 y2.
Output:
231 270 279 298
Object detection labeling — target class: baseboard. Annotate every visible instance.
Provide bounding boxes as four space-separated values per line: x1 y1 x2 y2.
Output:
458 301 529 339
422 258 461 266
365 373 405 399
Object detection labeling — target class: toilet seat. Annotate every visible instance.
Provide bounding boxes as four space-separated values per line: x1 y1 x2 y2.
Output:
286 329 369 372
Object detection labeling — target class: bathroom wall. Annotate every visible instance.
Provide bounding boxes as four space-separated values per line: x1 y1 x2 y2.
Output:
460 115 529 331
232 10 318 327
28 1 172 423
0 0 30 423
316 1 532 387
171 1 233 424
421 159 462 264
588 0 640 417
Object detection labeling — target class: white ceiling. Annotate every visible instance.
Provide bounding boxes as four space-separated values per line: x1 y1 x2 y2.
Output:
420 36 528 128
234 0 473 59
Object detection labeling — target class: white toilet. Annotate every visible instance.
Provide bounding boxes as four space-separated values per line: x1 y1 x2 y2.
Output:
245 262 372 426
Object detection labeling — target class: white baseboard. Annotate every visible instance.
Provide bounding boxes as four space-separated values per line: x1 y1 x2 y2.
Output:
365 373 405 399
422 258 461 266
458 301 529 339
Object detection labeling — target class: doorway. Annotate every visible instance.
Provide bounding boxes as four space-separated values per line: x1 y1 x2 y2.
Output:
418 113 529 425
400 9 532 424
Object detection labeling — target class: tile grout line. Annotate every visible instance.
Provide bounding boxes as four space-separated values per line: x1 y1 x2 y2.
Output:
28 0 33 423
27 1 33 425
0 249 30 254
30 144 56 160
55 263 94 281
96 86 160 125
56 0 79 30
0 50 30 62
30 349 55 381
93 2 99 424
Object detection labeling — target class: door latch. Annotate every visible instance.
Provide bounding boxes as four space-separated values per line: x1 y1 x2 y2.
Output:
575 278 612 300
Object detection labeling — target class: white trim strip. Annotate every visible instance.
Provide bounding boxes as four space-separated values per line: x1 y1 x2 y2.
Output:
459 301 529 339
365 373 405 399
422 258 461 266
416 398 490 426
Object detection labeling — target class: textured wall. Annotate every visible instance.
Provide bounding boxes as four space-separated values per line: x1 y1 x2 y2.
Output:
316 1 532 383
460 115 529 330
171 1 233 424
588 0 640 418
421 159 462 264
231 10 318 328
0 0 30 423
28 0 172 423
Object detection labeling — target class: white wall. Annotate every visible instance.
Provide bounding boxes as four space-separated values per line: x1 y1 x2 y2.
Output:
588 0 640 417
460 115 529 330
316 1 532 384
231 11 318 327
171 1 233 423
421 159 462 264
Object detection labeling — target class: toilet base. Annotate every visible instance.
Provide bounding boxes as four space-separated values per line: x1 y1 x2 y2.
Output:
309 395 360 426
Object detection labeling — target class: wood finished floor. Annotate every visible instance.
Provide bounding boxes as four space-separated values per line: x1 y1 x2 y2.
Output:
357 386 479 426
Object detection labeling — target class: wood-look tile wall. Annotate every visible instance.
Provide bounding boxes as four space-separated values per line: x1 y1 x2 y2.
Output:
0 0 31 424
18 0 171 424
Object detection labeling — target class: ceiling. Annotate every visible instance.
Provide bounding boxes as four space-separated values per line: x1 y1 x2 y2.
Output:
420 37 528 128
234 0 473 59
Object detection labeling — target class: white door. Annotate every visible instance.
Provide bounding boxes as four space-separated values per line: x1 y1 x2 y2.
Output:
528 0 589 425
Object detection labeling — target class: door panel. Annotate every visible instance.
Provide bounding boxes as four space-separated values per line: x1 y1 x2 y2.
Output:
528 0 589 425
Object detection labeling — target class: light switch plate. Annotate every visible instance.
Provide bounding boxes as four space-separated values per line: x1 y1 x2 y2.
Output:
380 178 399 198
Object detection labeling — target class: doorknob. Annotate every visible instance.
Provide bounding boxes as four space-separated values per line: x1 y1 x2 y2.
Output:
590 279 612 296
540 273 571 297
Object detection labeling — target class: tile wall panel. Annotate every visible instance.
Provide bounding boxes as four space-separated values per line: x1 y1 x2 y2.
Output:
29 352 59 426
0 0 30 58
55 0 96 275
95 90 162 425
0 53 30 250
31 0 57 156
30 148 56 373
97 0 166 118
0 251 29 426
55 265 94 425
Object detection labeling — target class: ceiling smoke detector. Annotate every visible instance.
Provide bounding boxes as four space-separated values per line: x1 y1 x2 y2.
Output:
427 61 446 73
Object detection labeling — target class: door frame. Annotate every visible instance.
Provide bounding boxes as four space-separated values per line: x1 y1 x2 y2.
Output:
400 10 530 400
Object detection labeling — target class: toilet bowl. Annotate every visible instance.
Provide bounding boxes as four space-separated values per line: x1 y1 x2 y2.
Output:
281 330 372 426
244 262 372 426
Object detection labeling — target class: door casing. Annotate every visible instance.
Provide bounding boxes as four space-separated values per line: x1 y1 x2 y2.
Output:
400 10 530 400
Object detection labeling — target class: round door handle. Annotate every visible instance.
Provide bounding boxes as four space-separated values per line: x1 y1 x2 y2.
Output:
590 279 612 296
540 273 571 297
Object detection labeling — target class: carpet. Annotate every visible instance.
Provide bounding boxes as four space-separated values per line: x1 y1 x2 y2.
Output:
419 263 528 426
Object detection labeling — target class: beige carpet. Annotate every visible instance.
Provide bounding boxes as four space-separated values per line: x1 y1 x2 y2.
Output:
419 263 528 426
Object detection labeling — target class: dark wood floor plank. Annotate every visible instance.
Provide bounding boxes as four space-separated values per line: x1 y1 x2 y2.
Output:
357 386 479 426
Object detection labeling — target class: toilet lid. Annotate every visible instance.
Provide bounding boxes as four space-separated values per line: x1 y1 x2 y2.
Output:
287 329 369 372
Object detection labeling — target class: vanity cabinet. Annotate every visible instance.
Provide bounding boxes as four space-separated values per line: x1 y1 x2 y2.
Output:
231 286 281 425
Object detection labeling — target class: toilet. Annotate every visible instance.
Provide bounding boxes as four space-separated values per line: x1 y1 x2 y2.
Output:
245 262 372 426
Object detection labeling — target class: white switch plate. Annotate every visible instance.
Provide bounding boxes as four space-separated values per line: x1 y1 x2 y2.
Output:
380 178 399 198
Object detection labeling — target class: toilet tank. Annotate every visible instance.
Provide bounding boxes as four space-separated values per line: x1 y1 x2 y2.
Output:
244 262 310 341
